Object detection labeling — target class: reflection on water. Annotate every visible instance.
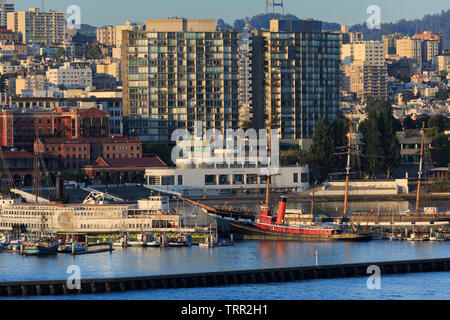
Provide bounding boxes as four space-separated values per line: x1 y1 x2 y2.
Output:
0 241 448 283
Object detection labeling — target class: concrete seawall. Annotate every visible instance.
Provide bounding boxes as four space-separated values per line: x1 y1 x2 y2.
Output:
0 257 448 297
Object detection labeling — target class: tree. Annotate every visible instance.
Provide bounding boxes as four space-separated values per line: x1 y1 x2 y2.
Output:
87 45 102 59
440 70 448 80
401 91 415 104
430 133 450 167
428 115 447 134
402 115 415 130
144 143 174 166
359 104 401 178
435 90 449 101
280 148 307 166
57 47 66 59
58 84 67 91
330 118 349 170
241 120 252 131
0 74 7 93
308 119 335 179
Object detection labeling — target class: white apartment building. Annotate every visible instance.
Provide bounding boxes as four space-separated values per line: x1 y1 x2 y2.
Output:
341 41 385 66
46 62 93 89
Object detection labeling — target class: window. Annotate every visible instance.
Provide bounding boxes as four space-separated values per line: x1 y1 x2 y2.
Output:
148 176 160 185
219 175 230 185
177 175 183 185
301 173 309 183
205 175 217 185
232 174 244 185
293 173 298 183
246 174 258 185
161 176 175 185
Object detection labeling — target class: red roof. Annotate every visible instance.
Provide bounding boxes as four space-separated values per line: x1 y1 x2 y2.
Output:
87 156 167 168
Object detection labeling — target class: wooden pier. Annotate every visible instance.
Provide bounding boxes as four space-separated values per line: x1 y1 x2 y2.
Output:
0 257 448 297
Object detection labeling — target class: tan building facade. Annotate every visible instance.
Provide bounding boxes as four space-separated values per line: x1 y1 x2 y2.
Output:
396 37 422 66
7 8 65 46
96 26 116 46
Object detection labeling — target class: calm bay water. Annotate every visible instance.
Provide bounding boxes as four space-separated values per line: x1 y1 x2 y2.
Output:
0 241 449 300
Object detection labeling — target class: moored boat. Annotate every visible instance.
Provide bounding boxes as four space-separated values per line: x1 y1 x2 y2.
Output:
23 238 59 256
169 234 192 247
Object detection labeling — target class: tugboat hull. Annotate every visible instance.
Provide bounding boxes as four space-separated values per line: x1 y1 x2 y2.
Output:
226 221 371 242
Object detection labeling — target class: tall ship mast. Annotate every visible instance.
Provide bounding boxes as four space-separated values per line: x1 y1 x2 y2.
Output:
415 122 425 214
180 115 371 242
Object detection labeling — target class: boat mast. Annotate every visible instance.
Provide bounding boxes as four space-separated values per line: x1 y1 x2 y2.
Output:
343 115 353 220
415 122 425 214
265 110 272 207
33 139 40 204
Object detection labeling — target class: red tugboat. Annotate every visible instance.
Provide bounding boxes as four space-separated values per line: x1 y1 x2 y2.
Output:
180 115 371 242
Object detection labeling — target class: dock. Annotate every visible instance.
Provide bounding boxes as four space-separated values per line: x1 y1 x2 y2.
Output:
0 257 448 297
57 242 114 256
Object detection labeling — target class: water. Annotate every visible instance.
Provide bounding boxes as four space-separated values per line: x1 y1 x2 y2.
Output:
0 241 449 300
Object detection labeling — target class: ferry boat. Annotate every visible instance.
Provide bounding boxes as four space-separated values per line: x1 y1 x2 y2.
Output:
0 194 195 235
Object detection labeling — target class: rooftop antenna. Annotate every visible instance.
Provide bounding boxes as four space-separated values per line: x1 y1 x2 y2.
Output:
41 0 44 11
265 0 285 15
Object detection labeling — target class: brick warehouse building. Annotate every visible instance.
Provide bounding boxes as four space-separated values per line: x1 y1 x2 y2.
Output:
36 136 143 171
0 107 110 150
0 150 34 186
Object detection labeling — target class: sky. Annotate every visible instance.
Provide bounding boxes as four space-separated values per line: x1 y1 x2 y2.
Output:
12 0 450 27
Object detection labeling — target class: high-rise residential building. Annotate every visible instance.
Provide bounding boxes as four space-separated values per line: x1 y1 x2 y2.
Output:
413 31 443 70
342 61 387 101
250 19 340 148
115 20 145 48
97 26 116 46
396 37 422 67
238 24 252 110
7 8 65 46
122 18 240 142
342 41 387 101
338 25 363 45
382 33 404 56
341 41 385 66
0 0 13 28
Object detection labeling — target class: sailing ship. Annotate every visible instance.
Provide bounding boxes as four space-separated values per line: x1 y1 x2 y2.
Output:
22 144 59 255
180 116 371 241
350 122 450 227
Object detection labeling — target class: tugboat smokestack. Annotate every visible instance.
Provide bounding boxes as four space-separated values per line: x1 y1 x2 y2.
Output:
276 196 288 224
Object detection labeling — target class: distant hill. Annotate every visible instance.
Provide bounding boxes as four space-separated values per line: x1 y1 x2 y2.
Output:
78 24 97 38
217 13 340 32
350 10 450 49
217 10 450 49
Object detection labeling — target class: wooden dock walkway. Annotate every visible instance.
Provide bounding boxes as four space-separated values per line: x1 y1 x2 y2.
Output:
0 257 448 297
